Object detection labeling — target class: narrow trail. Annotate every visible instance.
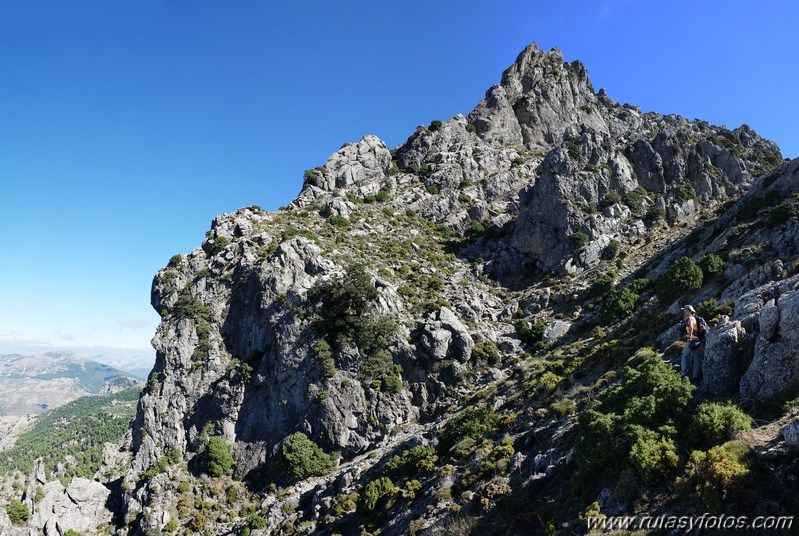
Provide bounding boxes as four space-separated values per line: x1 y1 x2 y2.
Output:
749 407 798 454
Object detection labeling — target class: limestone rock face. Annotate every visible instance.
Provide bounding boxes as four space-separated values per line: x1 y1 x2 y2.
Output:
419 307 475 363
320 135 391 191
28 475 111 535
702 273 799 402
702 318 750 399
468 85 524 146
740 283 799 400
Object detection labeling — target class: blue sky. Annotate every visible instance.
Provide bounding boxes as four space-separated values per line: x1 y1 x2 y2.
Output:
1 1 797 370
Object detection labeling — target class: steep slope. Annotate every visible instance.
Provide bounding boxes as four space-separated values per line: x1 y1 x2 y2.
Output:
111 44 796 536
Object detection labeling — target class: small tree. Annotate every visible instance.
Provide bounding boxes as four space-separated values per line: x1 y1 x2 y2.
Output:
656 256 703 304
280 432 336 479
207 436 235 477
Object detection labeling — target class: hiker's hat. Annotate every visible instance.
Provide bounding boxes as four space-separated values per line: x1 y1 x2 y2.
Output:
683 304 696 313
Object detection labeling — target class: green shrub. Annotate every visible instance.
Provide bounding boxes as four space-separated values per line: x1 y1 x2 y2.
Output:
280 432 336 479
528 370 562 397
676 182 698 202
550 398 577 417
469 221 486 235
569 231 589 247
473 339 500 365
565 137 581 160
696 254 725 281
465 123 477 134
626 278 651 294
690 401 751 446
592 270 618 297
247 514 267 530
164 519 178 533
576 348 694 482
384 445 437 478
383 368 404 393
308 265 400 386
359 477 395 511
601 288 639 323
327 214 350 228
426 184 439 195
439 407 499 454
312 340 336 378
429 120 443 132
211 236 230 254
168 254 183 267
622 188 645 213
679 440 752 513
5 499 30 524
695 298 733 322
647 205 666 220
655 256 703 305
629 433 680 482
605 239 621 259
514 319 546 345
207 436 235 477
766 201 799 228
600 191 623 209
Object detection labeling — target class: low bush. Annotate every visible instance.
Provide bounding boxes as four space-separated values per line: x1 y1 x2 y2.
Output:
327 215 350 228
384 445 437 478
601 288 639 323
678 440 752 513
766 201 799 228
600 191 623 209
690 401 751 447
696 254 725 281
569 231 590 247
514 319 546 345
439 407 499 454
592 270 618 297
576 348 694 482
312 340 336 378
360 477 396 511
5 499 30 524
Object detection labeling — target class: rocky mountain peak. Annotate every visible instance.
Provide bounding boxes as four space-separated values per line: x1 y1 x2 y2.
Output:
99 43 798 536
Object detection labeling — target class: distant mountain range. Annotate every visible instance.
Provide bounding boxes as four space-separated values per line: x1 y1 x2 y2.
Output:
0 351 142 416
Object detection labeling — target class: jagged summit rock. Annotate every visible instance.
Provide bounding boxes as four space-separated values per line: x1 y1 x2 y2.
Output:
470 44 606 148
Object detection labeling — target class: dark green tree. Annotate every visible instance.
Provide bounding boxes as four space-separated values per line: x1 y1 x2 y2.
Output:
207 436 235 477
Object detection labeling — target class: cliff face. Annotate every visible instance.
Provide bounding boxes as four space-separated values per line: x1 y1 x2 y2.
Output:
116 44 799 535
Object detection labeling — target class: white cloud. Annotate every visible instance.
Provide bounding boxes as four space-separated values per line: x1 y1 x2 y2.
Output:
118 318 149 331
54 330 75 341
0 327 52 346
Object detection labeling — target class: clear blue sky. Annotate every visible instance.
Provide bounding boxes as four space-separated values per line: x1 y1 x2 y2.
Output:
1 1 797 368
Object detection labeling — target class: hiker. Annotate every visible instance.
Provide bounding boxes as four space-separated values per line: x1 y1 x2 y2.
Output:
680 304 703 382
